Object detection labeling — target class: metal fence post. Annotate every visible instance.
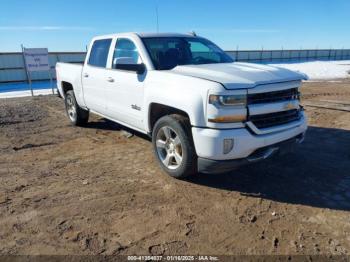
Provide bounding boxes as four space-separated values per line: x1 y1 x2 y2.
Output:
289 50 292 62
281 47 283 63
236 45 239 62
341 47 344 60
48 70 54 95
270 50 273 62
21 45 30 84
21 45 33 96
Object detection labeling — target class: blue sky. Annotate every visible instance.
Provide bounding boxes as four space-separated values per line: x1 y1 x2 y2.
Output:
0 0 349 51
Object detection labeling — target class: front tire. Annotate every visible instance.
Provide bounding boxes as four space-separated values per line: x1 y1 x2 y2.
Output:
152 114 197 179
64 90 89 126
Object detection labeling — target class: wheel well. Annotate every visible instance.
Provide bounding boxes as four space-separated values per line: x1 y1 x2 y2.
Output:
149 103 190 132
61 82 73 95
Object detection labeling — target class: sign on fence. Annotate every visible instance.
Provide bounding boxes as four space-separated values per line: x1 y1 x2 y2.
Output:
23 48 50 72
21 46 54 96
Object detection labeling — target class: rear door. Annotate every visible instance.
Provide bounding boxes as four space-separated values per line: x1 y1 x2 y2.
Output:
104 38 146 130
82 38 112 114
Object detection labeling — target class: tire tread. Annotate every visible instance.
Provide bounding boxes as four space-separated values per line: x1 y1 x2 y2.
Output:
65 90 89 126
152 114 197 178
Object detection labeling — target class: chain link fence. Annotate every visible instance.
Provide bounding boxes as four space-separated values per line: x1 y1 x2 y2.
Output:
1 49 350 83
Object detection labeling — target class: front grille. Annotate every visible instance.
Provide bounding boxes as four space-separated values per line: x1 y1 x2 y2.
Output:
249 109 301 129
248 88 300 104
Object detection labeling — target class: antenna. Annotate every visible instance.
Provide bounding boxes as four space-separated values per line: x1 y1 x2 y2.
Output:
155 2 159 33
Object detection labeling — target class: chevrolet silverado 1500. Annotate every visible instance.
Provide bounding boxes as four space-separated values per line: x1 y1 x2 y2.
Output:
56 32 307 178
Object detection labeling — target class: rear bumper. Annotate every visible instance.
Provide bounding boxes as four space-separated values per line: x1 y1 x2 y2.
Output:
198 133 305 174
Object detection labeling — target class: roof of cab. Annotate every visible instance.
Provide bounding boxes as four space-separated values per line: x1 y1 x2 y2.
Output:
137 32 196 38
92 32 197 40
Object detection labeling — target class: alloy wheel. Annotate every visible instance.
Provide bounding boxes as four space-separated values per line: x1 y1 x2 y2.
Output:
155 126 183 169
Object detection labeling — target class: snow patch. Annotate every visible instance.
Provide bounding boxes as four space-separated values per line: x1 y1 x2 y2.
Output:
269 60 350 80
0 89 55 99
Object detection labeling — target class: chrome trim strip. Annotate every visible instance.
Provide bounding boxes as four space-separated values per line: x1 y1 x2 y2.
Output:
249 100 300 115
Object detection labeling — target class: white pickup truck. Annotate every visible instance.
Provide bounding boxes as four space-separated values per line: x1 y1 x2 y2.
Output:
56 32 307 178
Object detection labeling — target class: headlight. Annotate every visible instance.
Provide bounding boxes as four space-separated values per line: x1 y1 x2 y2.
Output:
209 94 247 107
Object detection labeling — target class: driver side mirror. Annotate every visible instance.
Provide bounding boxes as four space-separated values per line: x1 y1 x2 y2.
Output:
113 57 146 74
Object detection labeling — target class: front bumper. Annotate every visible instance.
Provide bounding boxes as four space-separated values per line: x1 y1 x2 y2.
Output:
197 133 305 174
192 112 307 161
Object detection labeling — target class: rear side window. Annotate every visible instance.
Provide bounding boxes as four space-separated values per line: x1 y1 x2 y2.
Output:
88 39 112 67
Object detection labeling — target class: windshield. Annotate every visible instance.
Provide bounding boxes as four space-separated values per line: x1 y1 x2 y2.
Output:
142 37 234 70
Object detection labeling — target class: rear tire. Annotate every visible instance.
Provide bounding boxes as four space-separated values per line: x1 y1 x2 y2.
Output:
64 90 89 126
152 114 197 179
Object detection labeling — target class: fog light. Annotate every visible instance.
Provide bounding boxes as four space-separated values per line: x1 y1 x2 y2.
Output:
223 139 234 154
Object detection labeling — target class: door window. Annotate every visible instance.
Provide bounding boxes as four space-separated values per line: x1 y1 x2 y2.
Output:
112 38 141 68
88 39 112 67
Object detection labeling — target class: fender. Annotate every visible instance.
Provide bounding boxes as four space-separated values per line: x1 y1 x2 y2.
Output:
143 70 223 132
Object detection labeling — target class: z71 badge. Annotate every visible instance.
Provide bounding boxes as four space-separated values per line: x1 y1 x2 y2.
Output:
131 104 141 111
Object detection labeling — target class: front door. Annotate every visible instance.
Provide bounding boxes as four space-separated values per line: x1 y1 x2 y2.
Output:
104 38 145 130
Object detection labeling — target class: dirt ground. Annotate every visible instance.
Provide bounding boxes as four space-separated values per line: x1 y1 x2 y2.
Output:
0 79 350 256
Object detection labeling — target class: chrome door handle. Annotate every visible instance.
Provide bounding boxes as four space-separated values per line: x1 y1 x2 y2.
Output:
107 77 115 83
83 73 89 78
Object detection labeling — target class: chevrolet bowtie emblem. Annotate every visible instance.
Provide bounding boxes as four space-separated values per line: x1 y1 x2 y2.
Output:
284 102 295 110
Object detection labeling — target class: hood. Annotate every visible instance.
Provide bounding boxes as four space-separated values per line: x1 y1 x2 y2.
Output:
169 62 307 89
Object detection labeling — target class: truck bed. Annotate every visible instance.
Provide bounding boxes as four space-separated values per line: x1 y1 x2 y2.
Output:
56 62 84 99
